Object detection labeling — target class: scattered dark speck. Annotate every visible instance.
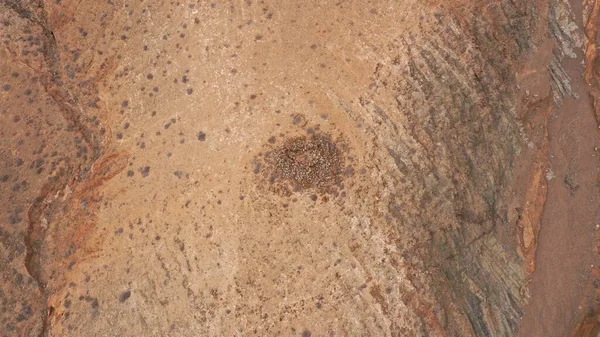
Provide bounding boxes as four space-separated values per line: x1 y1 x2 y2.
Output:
16 305 32 322
302 330 312 337
139 166 150 177
147 73 154 80
121 100 129 108
119 290 131 303
292 114 304 125
2 84 11 91
268 136 276 144
197 132 206 141
186 88 193 95
127 170 134 177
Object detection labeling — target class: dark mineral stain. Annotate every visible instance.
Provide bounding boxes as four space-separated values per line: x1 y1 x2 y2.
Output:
119 290 131 303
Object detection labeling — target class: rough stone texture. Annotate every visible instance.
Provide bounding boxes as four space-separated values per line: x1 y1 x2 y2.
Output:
0 0 598 336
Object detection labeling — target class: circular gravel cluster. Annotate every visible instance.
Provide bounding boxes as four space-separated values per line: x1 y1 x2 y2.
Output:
265 132 344 195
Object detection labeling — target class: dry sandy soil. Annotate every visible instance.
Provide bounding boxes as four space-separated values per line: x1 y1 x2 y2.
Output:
1 0 599 336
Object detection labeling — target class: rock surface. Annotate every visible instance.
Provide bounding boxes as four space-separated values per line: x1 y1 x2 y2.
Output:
0 0 598 336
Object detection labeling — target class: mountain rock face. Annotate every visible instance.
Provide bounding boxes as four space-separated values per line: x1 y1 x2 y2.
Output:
0 0 598 336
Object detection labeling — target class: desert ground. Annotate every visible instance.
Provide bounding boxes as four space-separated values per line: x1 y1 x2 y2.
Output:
1 0 600 336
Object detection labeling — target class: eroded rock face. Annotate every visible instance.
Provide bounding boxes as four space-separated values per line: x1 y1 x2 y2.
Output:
0 0 594 336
